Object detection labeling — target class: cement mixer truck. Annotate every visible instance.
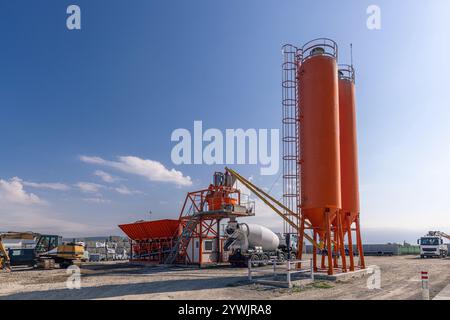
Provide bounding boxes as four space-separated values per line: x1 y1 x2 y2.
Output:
224 221 296 267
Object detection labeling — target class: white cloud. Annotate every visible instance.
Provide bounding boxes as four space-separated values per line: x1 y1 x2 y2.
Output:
75 182 104 193
94 170 120 183
82 197 111 204
16 178 70 191
76 180 141 197
114 186 142 195
80 155 192 186
0 177 45 205
79 156 104 165
0 180 116 236
0 202 112 236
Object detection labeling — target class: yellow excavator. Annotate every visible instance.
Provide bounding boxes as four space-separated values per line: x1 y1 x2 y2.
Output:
0 237 11 272
1 232 85 270
34 234 86 268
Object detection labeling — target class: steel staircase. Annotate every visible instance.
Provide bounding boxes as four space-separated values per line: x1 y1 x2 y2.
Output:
164 215 200 264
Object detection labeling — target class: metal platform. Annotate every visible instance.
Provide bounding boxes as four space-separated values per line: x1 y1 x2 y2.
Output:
193 209 255 219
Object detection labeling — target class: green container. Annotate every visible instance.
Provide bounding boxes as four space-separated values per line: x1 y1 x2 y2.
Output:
399 245 420 255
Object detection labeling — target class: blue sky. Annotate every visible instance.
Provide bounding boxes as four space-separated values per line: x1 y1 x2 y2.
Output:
1 1 449 243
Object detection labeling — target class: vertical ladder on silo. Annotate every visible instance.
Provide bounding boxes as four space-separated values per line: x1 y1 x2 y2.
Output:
281 44 301 234
164 215 200 264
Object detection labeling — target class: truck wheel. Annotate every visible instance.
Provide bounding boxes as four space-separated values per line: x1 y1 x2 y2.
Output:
420 255 424 259
277 252 286 264
260 254 269 267
250 254 259 268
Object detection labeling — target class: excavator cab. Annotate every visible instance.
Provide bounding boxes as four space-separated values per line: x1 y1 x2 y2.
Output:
35 235 62 254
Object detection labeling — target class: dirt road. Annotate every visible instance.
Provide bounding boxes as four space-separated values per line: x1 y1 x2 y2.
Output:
0 256 449 300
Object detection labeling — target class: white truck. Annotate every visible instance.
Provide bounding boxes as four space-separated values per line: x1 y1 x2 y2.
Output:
418 231 449 259
223 221 296 267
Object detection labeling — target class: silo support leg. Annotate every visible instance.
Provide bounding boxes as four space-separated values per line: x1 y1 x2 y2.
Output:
346 215 355 271
355 214 365 269
297 215 306 269
333 230 339 268
313 231 318 272
321 236 326 269
324 210 334 275
337 212 347 273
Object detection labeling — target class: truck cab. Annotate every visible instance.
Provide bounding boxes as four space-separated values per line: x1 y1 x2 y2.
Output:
276 233 298 258
418 236 448 258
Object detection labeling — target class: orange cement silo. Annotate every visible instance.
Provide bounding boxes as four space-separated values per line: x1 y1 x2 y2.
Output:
298 39 346 275
298 39 341 232
338 65 365 270
338 65 359 221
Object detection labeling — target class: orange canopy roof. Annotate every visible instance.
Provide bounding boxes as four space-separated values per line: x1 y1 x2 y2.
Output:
118 219 180 240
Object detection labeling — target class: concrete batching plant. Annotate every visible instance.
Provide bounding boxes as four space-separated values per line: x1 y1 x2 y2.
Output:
119 38 365 276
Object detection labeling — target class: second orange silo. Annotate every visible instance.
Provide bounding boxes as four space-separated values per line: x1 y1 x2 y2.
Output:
338 65 360 227
337 64 365 270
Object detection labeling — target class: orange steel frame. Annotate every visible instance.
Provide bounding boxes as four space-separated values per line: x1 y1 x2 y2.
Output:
128 182 242 266
176 185 241 265
131 237 174 263
297 209 341 275
181 217 222 265
179 186 241 217
345 212 365 271
296 210 365 275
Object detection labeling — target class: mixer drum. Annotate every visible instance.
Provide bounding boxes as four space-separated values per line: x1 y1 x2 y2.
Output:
242 224 280 251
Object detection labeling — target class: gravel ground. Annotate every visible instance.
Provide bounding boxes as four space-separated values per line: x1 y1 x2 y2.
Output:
0 255 449 300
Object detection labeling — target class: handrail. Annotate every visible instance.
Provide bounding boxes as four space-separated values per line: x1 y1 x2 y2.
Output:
301 38 338 63
338 64 356 82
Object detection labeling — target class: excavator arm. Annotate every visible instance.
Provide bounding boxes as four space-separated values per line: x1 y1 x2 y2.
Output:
0 238 11 272
225 167 322 249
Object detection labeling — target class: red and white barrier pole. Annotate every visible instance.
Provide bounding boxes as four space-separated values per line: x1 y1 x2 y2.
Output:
421 271 430 300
